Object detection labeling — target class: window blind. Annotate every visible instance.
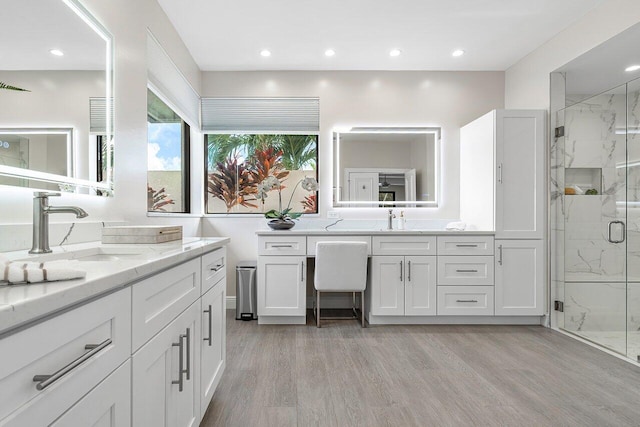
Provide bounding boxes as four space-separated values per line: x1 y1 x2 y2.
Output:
201 97 319 133
89 97 114 134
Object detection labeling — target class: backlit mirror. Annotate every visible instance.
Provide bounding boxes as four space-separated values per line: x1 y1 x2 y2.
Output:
333 127 440 207
0 0 113 195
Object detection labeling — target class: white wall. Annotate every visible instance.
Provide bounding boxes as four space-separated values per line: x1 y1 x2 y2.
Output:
505 0 640 109
0 0 203 251
201 70 505 295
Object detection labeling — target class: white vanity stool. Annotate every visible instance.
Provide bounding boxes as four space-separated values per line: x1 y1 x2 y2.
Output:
313 241 368 328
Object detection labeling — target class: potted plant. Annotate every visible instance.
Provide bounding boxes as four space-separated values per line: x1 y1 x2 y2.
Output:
257 175 318 230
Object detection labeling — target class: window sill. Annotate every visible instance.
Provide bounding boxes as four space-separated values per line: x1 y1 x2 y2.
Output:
147 212 203 218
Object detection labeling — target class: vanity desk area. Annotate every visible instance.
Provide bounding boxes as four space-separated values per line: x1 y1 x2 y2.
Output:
256 229 544 325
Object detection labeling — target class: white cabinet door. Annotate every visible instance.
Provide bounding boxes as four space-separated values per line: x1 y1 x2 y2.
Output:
370 256 404 315
200 281 226 417
258 256 306 316
133 302 201 427
348 171 378 202
51 360 131 427
495 110 545 239
495 240 544 315
404 256 436 315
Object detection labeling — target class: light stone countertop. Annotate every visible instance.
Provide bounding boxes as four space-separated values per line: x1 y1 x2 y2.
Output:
255 229 495 236
0 237 229 336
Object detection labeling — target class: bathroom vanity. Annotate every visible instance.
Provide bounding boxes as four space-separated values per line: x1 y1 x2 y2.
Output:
256 230 544 325
0 237 228 427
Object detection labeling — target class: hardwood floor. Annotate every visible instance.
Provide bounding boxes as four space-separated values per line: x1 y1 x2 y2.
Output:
201 311 640 427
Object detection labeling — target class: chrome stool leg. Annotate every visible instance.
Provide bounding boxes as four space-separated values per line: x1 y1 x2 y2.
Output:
316 291 321 328
361 291 366 328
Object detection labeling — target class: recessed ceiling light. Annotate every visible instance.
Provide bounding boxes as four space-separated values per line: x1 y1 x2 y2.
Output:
452 49 465 57
325 49 335 57
50 49 64 56
389 49 401 57
260 49 271 57
626 65 640 72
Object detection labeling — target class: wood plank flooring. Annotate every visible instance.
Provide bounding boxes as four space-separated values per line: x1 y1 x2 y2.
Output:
201 311 640 427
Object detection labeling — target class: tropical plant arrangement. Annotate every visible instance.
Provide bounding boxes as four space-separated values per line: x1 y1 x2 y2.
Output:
257 175 318 229
206 155 257 211
301 194 317 214
147 184 175 212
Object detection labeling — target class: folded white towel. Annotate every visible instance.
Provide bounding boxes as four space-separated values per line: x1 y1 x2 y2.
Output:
445 221 467 231
1 258 86 285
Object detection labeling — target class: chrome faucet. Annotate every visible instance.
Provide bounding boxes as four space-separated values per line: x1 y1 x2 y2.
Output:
30 192 88 254
387 209 396 231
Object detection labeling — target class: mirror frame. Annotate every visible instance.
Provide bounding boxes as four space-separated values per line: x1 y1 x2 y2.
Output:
0 0 114 195
332 127 441 208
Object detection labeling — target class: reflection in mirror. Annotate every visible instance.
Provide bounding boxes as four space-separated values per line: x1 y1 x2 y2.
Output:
333 128 440 207
0 0 113 195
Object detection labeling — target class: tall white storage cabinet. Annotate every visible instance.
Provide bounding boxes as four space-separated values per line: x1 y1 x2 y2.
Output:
460 110 546 316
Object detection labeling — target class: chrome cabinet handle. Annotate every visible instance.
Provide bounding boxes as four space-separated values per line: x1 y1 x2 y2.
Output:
408 260 411 282
456 299 478 303
456 244 478 248
210 264 224 272
498 163 503 183
172 333 186 392
498 244 503 265
456 269 478 273
607 220 626 243
271 244 293 248
400 260 403 282
301 261 305 282
32 339 111 391
184 328 191 380
203 305 212 346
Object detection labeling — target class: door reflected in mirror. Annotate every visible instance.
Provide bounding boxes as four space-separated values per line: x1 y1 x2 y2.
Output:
333 128 440 207
0 0 113 195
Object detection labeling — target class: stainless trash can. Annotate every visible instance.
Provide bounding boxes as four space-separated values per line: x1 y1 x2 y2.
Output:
236 261 257 320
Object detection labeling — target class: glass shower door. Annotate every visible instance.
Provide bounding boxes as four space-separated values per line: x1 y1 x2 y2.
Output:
627 78 640 360
560 85 628 355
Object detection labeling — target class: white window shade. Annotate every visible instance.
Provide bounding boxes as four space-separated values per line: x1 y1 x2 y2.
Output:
201 97 319 133
89 97 114 134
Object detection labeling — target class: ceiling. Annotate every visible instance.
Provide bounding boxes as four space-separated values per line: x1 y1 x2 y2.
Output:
158 0 606 71
557 22 640 98
0 0 106 70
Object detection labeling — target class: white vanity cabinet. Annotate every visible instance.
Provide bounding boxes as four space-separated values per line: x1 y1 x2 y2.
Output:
370 255 437 316
257 256 306 317
132 301 201 427
460 109 545 239
0 289 132 427
495 240 544 315
0 241 228 427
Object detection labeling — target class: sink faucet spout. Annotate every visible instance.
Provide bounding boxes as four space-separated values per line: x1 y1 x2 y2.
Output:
30 192 89 254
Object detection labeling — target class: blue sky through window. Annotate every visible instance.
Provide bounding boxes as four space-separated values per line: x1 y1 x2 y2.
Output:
148 122 182 171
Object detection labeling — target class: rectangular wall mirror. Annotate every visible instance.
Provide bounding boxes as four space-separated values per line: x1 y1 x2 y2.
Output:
333 127 440 207
0 0 114 196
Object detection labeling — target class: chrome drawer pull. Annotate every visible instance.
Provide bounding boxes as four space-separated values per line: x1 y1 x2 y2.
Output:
400 260 403 282
408 260 411 282
33 339 111 391
456 269 478 273
455 244 478 248
498 244 503 265
210 264 224 272
184 328 191 380
204 305 213 346
172 333 186 392
456 299 478 303
271 244 293 248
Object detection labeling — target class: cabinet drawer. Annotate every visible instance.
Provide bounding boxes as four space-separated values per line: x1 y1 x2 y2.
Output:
258 235 306 256
0 289 131 423
437 235 494 255
307 235 372 256
132 258 200 351
437 286 494 316
437 256 494 286
372 235 436 256
202 247 226 294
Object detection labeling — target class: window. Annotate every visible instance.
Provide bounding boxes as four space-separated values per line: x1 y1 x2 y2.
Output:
147 88 190 213
205 134 318 214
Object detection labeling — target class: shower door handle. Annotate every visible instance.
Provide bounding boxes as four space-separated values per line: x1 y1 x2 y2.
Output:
607 220 626 243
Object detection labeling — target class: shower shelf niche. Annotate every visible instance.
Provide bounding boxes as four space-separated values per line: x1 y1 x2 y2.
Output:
564 168 602 195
